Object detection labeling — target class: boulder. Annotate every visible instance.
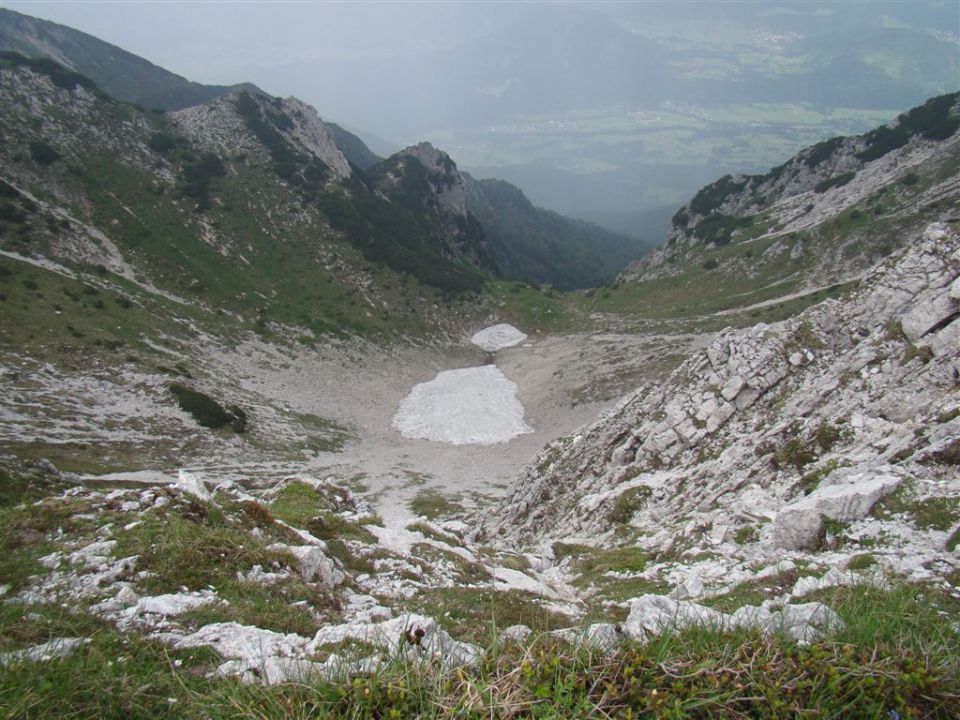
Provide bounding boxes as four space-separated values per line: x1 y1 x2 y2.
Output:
767 603 843 644
901 294 958 342
498 624 532 645
285 545 344 587
307 614 482 670
176 469 211 501
175 622 309 662
127 589 220 617
622 594 724 643
773 469 902 550
0 637 90 666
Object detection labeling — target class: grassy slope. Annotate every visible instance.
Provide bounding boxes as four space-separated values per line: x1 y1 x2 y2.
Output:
1 475 957 719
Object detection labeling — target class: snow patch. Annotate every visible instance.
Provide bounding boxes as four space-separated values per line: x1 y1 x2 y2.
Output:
470 324 528 352
392 366 532 445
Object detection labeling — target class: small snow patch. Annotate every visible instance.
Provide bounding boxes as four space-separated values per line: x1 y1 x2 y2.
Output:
392 366 532 445
471 324 527 352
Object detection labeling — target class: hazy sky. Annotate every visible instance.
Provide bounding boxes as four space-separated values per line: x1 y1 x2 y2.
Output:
6 1 957 90
2 1 520 83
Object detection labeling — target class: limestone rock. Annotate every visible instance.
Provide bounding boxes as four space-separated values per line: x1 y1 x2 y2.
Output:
0 637 90 666
176 469 211 501
901 294 958 342
127 590 221 618
175 622 309 662
773 469 902 550
307 614 482 670
284 545 345 587
498 625 532 645
767 603 843 644
622 595 724 643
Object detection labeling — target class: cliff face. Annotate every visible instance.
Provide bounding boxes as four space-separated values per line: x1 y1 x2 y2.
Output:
481 222 959 597
369 142 497 274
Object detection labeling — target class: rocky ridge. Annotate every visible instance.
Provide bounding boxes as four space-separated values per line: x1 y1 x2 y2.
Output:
482 222 960 605
622 93 960 286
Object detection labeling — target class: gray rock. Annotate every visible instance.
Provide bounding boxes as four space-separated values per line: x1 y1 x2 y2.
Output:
127 590 220 618
498 624 532 645
286 545 345 587
175 622 309 662
773 469 901 550
622 594 724 643
901 294 958 342
307 613 482 670
0 637 90 666
767 603 843 643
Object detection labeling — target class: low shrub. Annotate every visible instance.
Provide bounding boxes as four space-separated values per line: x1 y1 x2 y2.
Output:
168 383 246 433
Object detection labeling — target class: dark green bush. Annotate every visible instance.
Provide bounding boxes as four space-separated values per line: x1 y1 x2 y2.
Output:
147 132 176 154
689 175 748 216
179 152 225 209
901 172 919 186
169 383 246 433
815 172 856 193
693 213 753 245
804 136 846 168
29 140 61 166
0 202 26 224
0 179 19 198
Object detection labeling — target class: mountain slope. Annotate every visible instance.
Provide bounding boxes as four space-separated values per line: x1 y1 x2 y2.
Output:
582 93 960 329
0 8 260 110
0 54 491 345
464 175 651 290
327 122 384 171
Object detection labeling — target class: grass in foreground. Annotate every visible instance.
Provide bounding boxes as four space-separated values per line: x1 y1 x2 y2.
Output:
0 583 957 719
1 610 957 719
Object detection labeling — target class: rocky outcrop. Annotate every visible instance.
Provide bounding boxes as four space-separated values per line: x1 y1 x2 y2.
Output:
772 468 902 550
397 142 467 219
172 92 351 183
620 93 960 286
621 594 842 645
482 222 960 597
370 142 497 272
279 97 352 181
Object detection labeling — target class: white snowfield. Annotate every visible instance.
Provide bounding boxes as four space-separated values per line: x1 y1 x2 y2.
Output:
392 365 532 445
470 324 528 352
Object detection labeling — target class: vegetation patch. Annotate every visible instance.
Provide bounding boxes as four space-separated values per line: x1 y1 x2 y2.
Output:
168 382 246 432
407 587 571 643
29 139 62 166
409 489 465 520
113 506 292 594
814 171 856 193
772 436 817 472
692 213 754 245
798 458 845 495
608 486 653 524
572 546 648 589
733 524 760 544
688 174 748 216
